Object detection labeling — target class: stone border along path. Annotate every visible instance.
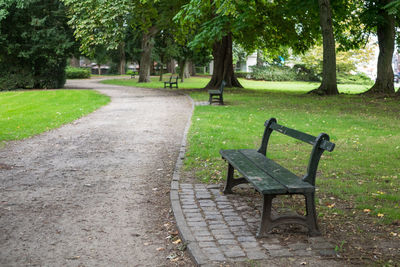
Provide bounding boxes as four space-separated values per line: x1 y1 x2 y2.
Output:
171 101 344 266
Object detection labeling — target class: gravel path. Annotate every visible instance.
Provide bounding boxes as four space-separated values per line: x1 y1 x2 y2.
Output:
0 78 193 266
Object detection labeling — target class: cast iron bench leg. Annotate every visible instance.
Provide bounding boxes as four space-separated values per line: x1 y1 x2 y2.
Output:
223 163 247 194
257 194 274 238
305 192 321 236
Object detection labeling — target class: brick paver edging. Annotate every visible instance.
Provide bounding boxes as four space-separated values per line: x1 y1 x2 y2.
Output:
170 96 212 265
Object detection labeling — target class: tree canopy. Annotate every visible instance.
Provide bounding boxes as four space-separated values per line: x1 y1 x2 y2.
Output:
0 0 75 90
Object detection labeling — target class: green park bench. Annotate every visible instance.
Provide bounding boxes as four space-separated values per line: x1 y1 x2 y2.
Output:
220 118 335 237
164 76 178 88
208 80 226 105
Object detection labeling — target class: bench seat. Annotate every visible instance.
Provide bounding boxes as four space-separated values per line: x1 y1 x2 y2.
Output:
220 149 315 195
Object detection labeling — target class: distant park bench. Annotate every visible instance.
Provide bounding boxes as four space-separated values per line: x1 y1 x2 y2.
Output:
130 71 138 79
164 76 178 88
220 118 335 237
208 80 226 105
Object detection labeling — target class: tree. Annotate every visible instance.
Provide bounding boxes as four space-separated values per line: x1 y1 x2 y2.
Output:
64 0 183 83
175 1 243 88
362 0 397 95
312 0 338 95
0 0 75 90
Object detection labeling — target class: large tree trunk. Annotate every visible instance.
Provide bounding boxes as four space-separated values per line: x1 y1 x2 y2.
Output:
189 61 196 76
311 0 338 95
159 58 164 81
256 50 263 67
118 42 126 75
184 62 190 79
167 59 176 74
139 26 157 83
178 59 186 82
70 56 80 67
365 0 395 95
205 33 242 89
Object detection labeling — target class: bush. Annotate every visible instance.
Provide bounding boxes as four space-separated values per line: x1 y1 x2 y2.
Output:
126 70 138 76
235 71 251 79
337 72 373 85
250 65 298 81
292 64 321 82
245 65 320 82
0 0 74 90
66 67 91 79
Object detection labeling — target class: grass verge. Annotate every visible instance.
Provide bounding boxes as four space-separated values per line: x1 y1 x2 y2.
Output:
0 89 110 142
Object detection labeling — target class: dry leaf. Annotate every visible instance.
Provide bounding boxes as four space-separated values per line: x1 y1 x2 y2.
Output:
172 239 181 244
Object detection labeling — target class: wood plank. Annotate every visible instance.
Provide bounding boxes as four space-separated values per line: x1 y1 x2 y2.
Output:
220 150 287 194
269 122 335 151
239 149 315 194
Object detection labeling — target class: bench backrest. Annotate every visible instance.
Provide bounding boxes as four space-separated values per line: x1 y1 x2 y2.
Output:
257 118 335 186
173 76 178 82
219 80 226 93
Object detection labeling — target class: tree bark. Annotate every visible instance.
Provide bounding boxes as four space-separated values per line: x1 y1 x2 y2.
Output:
118 42 126 75
184 62 190 79
178 59 186 82
159 59 164 81
139 26 157 83
365 0 395 95
311 0 338 95
70 56 80 67
167 59 176 74
205 33 242 89
256 50 263 67
189 61 196 76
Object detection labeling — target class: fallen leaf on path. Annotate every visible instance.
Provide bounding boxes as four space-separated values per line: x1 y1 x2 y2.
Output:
172 239 181 244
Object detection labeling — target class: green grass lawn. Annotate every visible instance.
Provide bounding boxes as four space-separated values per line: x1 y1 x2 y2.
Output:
104 76 399 224
103 75 372 94
0 89 110 142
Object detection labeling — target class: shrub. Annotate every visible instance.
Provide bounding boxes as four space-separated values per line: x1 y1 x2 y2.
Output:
337 72 373 85
66 67 91 79
235 71 251 79
250 65 298 81
292 64 321 82
0 0 74 90
126 70 138 76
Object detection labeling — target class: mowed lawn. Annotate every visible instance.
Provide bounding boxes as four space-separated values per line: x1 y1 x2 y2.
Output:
103 75 371 94
0 89 110 142
105 76 400 225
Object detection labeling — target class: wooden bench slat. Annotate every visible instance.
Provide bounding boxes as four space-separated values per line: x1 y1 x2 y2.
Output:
239 149 315 194
220 150 287 194
269 122 335 151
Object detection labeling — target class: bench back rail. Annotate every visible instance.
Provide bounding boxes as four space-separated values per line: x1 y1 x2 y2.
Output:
257 118 335 186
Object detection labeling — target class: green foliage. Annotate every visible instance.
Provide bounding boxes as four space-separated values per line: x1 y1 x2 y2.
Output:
235 72 250 79
0 90 110 141
249 65 320 82
0 0 74 90
65 67 91 79
297 44 375 75
126 70 138 76
337 72 373 85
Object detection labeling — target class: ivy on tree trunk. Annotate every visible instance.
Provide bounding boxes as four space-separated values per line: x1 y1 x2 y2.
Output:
205 33 242 89
365 0 395 95
311 0 339 95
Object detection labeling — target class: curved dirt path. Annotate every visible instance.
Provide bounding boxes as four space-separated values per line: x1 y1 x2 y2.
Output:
0 78 193 266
